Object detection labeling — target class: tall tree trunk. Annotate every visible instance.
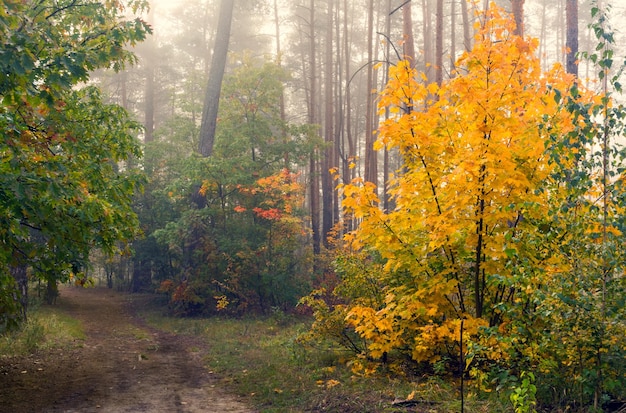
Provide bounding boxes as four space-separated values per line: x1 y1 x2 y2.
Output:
274 0 289 168
144 65 155 165
540 0 547 71
435 0 443 86
322 0 334 247
402 1 416 65
10 262 28 323
450 0 456 74
422 0 433 81
309 0 321 256
364 0 377 187
557 0 565 65
333 1 341 231
120 71 128 111
198 0 234 157
131 257 152 293
383 0 393 212
341 0 355 232
511 0 525 37
566 0 578 76
461 0 472 52
144 4 155 149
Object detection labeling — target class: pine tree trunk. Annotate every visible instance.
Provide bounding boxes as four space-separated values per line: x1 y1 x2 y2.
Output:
435 0 443 86
461 0 472 52
566 0 578 75
511 0 525 37
198 0 234 157
322 0 334 247
309 0 321 256
422 0 433 81
450 0 456 73
10 263 28 322
341 0 355 231
364 0 377 187
402 1 415 65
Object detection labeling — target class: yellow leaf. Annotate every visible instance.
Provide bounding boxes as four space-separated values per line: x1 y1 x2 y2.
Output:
326 379 341 388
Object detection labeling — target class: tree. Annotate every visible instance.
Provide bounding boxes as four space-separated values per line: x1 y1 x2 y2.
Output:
302 3 626 408
322 0 335 248
435 0 443 86
511 0 525 36
402 1 416 64
566 0 579 75
154 58 315 315
199 0 235 157
308 0 322 256
422 0 434 80
342 3 571 355
364 0 377 187
0 0 149 328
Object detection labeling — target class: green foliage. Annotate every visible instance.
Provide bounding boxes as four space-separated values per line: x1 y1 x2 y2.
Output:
0 305 85 356
0 274 20 334
510 372 537 413
524 7 626 407
139 302 512 413
149 58 316 315
0 0 149 325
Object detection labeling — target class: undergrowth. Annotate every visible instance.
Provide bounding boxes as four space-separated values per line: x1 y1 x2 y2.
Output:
138 298 512 413
0 304 85 356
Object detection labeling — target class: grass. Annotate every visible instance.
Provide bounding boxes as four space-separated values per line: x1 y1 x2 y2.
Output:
1 292 512 412
0 304 85 356
138 300 512 413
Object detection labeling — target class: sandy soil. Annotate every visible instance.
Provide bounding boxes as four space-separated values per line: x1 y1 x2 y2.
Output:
0 286 255 413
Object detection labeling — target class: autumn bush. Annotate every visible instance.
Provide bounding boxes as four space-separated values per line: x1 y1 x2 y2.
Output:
301 5 626 411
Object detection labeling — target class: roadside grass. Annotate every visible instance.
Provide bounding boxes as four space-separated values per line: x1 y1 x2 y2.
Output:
138 299 512 413
0 303 85 356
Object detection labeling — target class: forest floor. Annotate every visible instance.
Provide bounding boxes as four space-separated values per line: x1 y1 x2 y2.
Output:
0 286 255 413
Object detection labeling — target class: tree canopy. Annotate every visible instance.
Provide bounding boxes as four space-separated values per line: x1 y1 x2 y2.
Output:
0 0 150 330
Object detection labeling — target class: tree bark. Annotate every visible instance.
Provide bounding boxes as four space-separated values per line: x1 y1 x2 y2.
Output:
308 0 321 256
273 0 291 169
144 5 155 148
566 0 578 76
450 0 456 73
10 263 28 322
422 0 433 81
435 0 443 86
461 0 472 52
511 0 525 37
402 1 415 65
198 0 234 157
364 0 377 187
333 1 341 233
322 0 334 247
341 0 355 231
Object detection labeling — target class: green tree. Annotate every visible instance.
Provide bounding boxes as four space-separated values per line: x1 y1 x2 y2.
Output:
154 58 316 315
0 0 149 330
528 4 626 407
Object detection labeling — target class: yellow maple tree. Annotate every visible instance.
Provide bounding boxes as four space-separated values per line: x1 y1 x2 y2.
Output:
337 5 580 366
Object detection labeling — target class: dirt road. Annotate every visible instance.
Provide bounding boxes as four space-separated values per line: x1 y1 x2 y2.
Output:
0 287 254 413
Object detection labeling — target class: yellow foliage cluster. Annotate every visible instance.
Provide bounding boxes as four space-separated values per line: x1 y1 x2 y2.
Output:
327 1 626 382
303 6 626 406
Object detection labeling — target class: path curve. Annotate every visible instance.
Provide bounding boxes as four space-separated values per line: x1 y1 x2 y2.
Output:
0 286 255 413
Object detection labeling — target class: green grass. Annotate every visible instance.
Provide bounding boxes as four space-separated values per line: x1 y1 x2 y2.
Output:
0 305 85 356
139 302 512 413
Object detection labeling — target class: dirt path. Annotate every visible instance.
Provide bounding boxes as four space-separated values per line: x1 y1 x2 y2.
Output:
0 287 255 413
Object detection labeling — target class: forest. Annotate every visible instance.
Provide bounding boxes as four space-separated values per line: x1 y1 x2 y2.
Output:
1 0 626 411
